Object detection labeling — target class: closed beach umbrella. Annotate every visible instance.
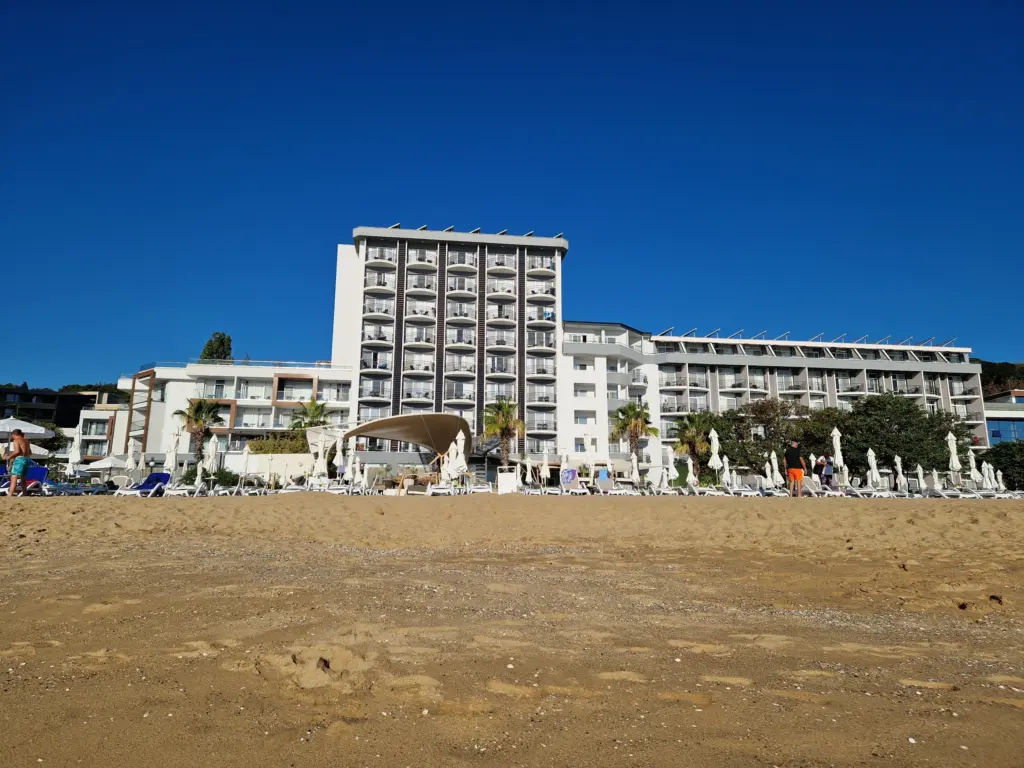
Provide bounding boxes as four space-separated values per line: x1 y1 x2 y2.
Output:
809 453 817 476
931 468 942 491
840 464 850 487
516 461 524 488
763 461 774 489
265 454 275 488
770 450 785 487
205 436 220 474
686 455 696 486
915 464 925 493
830 427 844 469
666 447 679 482
525 455 534 486
630 451 640 486
312 434 328 477
333 438 345 470
541 454 551 484
866 448 882 488
125 438 138 477
980 461 993 491
996 469 1006 492
353 456 363 487
968 450 983 485
196 464 204 489
342 453 353 483
163 432 178 477
707 429 723 472
721 455 731 487
239 443 250 479
893 455 907 492
946 432 961 479
66 438 82 479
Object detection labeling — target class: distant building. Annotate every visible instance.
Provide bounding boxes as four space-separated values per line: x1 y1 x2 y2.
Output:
984 390 1024 444
0 385 122 428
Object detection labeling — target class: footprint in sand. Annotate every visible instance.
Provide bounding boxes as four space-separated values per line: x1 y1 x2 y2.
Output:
702 675 753 686
486 680 538 697
985 675 1024 684
657 691 713 705
169 641 224 659
822 642 915 660
731 634 794 650
82 599 142 614
766 689 830 704
472 635 533 650
790 670 836 680
899 679 955 690
597 671 647 683
668 640 731 655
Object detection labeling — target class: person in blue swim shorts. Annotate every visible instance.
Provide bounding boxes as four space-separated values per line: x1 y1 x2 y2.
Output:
5 428 32 496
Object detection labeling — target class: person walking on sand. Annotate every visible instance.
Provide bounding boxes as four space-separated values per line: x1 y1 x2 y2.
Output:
5 428 32 497
784 440 807 497
822 451 835 490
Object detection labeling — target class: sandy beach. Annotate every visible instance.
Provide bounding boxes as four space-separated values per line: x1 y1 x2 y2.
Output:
1 495 1022 767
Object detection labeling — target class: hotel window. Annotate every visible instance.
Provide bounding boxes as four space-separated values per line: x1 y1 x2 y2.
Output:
574 438 586 453
574 385 595 398
574 411 596 425
573 358 591 371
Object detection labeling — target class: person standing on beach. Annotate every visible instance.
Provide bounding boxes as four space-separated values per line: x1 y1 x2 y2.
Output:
5 428 32 497
784 440 806 497
822 452 835 489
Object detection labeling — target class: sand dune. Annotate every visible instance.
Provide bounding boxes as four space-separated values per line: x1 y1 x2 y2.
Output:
1 496 1022 767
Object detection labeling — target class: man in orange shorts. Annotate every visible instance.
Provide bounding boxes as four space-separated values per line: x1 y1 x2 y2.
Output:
784 440 807 497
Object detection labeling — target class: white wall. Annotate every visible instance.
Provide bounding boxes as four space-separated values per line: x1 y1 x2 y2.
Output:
331 244 362 369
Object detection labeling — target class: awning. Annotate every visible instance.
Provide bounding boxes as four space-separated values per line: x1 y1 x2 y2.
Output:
342 413 471 455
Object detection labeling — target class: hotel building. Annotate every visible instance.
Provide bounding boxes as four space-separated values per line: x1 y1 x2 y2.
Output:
78 225 987 474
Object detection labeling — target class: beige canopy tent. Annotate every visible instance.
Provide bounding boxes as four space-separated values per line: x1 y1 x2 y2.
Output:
342 413 472 455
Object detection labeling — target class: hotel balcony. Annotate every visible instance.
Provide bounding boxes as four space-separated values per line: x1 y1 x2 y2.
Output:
358 384 392 401
362 300 394 320
485 361 517 380
486 253 517 275
525 359 557 379
525 417 557 434
404 328 435 349
403 359 435 376
486 280 516 300
950 387 978 399
485 332 517 352
364 273 396 295
362 328 394 348
359 357 392 375
365 247 398 268
526 308 557 327
780 380 808 393
661 398 687 414
402 385 434 404
748 378 768 391
525 388 557 407
525 281 556 302
406 275 437 297
447 252 478 272
405 302 436 322
924 382 942 397
407 249 438 271
485 306 517 326
444 359 476 377
807 379 827 393
444 387 475 404
485 388 515 404
446 304 476 324
627 371 647 389
445 331 476 349
660 375 686 390
718 378 746 391
446 277 476 298
894 385 921 397
525 255 557 276
688 376 709 389
526 334 556 353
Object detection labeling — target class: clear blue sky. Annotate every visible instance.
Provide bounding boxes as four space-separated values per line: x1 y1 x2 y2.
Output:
3 1 1021 388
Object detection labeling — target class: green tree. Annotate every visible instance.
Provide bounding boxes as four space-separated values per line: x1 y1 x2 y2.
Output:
609 400 659 457
289 397 333 429
672 411 720 478
200 332 233 361
173 399 224 464
981 441 1024 490
483 398 524 467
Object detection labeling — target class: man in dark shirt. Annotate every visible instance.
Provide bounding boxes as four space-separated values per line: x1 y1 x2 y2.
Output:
783 440 807 497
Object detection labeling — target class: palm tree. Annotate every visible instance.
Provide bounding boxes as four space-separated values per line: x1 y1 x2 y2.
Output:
673 411 716 477
609 400 659 457
483 398 525 467
289 397 333 429
173 399 224 465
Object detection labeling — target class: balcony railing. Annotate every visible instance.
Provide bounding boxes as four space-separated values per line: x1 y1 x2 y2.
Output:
366 247 397 263
748 378 767 390
486 333 517 347
403 387 434 399
486 280 516 295
404 359 434 372
486 307 517 321
359 385 392 398
525 361 556 375
808 379 826 391
360 357 392 371
363 300 394 315
445 332 476 345
486 361 517 375
719 378 745 389
406 303 436 318
526 440 557 454
661 399 686 411
446 304 475 319
526 388 556 403
447 277 476 292
405 330 435 344
447 252 477 268
526 256 556 271
486 254 517 270
445 358 476 373
839 383 862 393
526 309 557 323
406 276 437 291
630 371 648 384
362 328 394 342
485 388 515 402
660 376 686 387
407 249 437 266
527 334 555 349
779 380 806 391
526 282 555 296
688 376 708 388
951 387 977 397
526 419 556 431
444 387 475 400
925 382 941 396
364 274 396 289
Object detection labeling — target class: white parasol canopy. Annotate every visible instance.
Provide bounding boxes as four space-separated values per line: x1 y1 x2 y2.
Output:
968 450 983 485
763 461 774 489
163 431 179 476
630 451 640 486
312 433 329 477
239 443 250 480
66 438 82 478
265 454 275 488
831 427 844 469
721 455 731 487
87 455 127 471
516 461 524 488
996 469 1006 493
980 461 994 491
946 432 961 475
333 438 345 469
666 447 679 482
893 454 907 493
809 453 817 476
840 464 850 486
770 450 785 487
205 435 220 474
525 455 534 486
125 438 138 477
707 429 723 471
0 418 54 440
866 448 882 488
686 455 696 486
541 453 551 483
342 452 353 482
352 456 363 487
916 463 925 492
931 468 942 491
